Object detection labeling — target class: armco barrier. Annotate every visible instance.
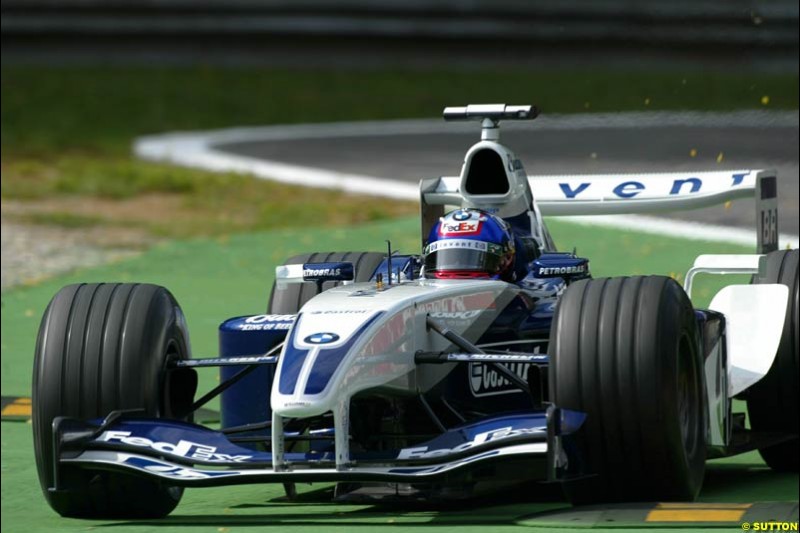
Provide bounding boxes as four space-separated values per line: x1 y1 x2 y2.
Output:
2 0 797 48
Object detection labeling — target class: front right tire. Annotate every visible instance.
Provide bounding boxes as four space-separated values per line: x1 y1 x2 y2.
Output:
549 276 706 504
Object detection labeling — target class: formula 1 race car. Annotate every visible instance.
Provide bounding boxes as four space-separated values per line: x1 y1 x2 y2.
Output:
33 104 798 518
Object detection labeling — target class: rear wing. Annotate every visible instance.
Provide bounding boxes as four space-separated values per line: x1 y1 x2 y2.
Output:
530 169 771 216
421 169 779 254
425 104 780 255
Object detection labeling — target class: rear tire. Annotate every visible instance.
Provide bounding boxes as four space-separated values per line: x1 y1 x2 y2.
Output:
550 276 706 504
33 283 195 518
747 249 799 471
268 251 385 313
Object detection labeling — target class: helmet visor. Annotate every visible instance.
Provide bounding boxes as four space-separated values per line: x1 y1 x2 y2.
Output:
424 239 503 275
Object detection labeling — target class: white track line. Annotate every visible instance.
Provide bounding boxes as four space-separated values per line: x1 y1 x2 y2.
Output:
134 112 799 248
136 136 418 200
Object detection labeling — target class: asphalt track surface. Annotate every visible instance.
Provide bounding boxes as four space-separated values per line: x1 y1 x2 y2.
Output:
218 122 800 237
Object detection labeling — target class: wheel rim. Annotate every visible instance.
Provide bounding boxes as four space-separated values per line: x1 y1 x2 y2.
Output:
677 334 700 457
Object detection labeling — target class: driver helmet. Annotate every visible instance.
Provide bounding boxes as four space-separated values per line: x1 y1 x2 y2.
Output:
424 208 515 281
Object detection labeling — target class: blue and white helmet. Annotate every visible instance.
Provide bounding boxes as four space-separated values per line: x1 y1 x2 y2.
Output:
424 209 515 281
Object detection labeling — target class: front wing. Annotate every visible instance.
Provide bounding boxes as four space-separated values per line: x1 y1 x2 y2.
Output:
53 406 586 489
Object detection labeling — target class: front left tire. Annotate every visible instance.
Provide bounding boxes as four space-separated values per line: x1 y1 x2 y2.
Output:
33 283 196 518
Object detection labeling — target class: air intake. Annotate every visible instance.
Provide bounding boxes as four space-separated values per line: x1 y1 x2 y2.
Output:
464 148 510 195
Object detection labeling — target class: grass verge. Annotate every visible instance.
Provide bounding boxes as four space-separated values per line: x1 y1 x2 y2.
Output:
1 156 416 239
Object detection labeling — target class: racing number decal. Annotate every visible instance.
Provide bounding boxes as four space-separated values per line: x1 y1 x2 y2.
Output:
756 175 778 254
760 208 778 252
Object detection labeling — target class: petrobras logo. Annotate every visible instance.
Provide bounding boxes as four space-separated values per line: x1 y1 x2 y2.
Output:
536 265 587 276
304 267 341 277
397 425 544 459
99 431 252 463
302 262 354 282
470 359 537 397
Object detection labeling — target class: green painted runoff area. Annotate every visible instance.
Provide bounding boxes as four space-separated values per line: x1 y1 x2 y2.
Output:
2 216 797 532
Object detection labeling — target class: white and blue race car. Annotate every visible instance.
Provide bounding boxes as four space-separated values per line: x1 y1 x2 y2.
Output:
32 105 798 518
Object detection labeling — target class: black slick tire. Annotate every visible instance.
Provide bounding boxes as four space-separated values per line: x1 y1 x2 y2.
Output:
747 249 799 471
549 276 706 504
32 283 195 518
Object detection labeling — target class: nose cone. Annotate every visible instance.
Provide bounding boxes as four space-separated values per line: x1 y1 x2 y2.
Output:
270 278 513 421
271 309 384 418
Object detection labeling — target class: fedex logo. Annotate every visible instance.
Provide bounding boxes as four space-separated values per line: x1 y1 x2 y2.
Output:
442 222 478 233
554 172 749 200
397 425 544 459
439 209 485 236
118 455 237 480
100 431 252 463
441 221 481 235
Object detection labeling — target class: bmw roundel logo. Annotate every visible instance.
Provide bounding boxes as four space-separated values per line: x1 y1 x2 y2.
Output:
304 332 340 345
452 210 471 221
